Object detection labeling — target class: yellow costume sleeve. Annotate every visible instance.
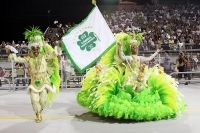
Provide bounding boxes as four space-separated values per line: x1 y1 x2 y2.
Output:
8 54 28 63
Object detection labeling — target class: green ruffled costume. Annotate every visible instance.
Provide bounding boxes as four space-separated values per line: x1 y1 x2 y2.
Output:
77 33 185 121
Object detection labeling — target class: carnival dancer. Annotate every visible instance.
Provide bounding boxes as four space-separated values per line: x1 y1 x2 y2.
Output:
7 27 60 123
77 32 185 121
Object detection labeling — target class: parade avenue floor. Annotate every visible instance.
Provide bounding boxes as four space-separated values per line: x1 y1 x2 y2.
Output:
0 84 200 133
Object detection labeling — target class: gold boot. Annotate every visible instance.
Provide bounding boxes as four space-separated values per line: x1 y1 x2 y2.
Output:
35 113 42 123
38 113 42 121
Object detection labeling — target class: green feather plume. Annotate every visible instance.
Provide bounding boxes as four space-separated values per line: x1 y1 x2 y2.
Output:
24 26 43 42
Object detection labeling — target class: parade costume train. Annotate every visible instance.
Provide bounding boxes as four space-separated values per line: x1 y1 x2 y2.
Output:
8 27 60 123
77 33 185 121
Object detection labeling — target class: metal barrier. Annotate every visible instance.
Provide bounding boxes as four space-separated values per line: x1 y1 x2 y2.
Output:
0 63 12 90
11 62 84 90
0 77 12 91
0 78 28 91
13 77 29 91
62 75 83 89
170 71 200 83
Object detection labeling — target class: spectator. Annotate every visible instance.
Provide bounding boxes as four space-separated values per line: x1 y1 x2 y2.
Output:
176 52 187 80
15 63 26 90
184 53 193 85
162 51 171 74
192 55 199 70
0 67 5 87
61 55 75 84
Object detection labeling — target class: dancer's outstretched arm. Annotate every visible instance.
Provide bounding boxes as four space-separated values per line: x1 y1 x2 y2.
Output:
5 45 28 63
139 49 161 63
8 53 28 63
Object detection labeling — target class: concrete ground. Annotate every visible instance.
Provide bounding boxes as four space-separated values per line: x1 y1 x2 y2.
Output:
0 84 200 133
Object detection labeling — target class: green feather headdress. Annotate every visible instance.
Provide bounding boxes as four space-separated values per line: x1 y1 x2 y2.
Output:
24 26 43 42
115 32 144 55
115 32 144 46
127 32 144 45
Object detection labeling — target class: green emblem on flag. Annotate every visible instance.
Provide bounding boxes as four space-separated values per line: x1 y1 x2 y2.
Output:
77 31 98 51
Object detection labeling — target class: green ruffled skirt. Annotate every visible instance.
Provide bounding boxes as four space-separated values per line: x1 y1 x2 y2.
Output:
77 65 185 121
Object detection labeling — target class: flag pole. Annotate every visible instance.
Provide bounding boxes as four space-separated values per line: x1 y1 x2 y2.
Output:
92 0 96 6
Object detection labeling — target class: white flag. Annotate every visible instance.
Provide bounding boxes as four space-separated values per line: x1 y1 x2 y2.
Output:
62 6 115 72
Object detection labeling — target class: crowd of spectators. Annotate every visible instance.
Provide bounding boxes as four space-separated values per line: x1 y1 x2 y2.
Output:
36 4 200 52
103 4 200 51
0 40 28 58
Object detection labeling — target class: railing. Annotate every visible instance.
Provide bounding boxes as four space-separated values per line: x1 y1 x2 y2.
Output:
1 70 200 91
170 71 200 83
61 75 84 89
0 77 12 91
13 77 29 91
1 61 84 91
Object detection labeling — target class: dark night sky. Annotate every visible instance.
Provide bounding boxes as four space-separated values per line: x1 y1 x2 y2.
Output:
0 0 119 41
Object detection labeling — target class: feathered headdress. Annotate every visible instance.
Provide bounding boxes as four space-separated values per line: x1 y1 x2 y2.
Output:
115 32 144 55
24 26 43 42
24 26 44 49
127 32 144 45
